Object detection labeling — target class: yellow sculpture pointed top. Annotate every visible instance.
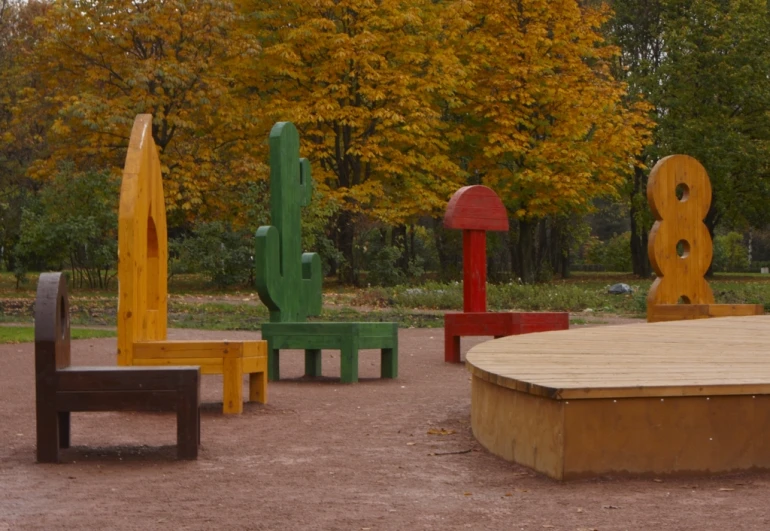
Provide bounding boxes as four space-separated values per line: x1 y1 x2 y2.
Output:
117 114 168 365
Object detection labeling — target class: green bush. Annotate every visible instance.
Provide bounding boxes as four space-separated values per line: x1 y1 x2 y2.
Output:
713 232 749 272
366 245 407 287
172 222 254 288
584 232 632 272
14 167 118 288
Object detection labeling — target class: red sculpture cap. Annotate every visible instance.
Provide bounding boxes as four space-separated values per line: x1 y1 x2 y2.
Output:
444 185 509 231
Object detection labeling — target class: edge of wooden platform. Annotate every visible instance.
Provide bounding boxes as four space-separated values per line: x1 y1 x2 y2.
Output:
466 315 770 400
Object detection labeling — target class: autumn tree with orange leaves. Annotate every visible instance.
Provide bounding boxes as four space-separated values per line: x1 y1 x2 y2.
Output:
241 0 469 282
243 0 651 283
451 0 652 282
25 0 262 219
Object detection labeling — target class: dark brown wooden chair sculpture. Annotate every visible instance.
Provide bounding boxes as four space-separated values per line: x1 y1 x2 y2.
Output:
34 272 201 462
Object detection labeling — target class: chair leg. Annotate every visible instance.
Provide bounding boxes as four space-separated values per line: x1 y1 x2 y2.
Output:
177 395 199 460
340 338 359 383
305 349 322 377
444 326 461 363
36 406 60 463
58 411 71 449
222 357 244 415
381 344 398 379
268 347 280 381
249 369 268 404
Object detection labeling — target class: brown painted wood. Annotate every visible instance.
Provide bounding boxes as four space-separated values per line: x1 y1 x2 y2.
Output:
34 273 201 463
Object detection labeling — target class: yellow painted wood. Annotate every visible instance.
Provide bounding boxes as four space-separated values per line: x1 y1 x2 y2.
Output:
249 370 268 404
222 355 244 415
646 155 763 322
118 114 169 365
134 341 243 359
117 114 268 414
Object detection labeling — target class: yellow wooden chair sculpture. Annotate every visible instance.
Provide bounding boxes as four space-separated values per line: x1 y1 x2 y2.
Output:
117 114 267 414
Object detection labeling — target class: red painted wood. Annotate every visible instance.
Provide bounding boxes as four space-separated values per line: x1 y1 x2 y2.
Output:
444 312 569 363
443 184 567 363
444 186 509 231
464 230 487 313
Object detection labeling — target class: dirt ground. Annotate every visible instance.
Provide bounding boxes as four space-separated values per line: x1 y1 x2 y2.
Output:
2 319 770 531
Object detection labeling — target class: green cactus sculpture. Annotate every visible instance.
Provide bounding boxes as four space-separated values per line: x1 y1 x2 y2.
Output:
255 122 322 323
256 121 398 383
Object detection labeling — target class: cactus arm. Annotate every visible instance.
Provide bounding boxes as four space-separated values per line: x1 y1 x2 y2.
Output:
301 252 322 317
255 225 284 321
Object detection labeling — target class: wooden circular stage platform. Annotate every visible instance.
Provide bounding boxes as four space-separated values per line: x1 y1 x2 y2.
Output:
465 315 770 480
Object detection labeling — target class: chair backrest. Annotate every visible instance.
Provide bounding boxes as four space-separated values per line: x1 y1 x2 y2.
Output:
647 154 715 306
255 122 322 323
117 114 169 365
444 185 508 313
35 272 71 376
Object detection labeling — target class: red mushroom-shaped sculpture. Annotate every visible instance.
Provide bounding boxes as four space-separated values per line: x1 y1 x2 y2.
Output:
442 186 569 363
444 186 509 313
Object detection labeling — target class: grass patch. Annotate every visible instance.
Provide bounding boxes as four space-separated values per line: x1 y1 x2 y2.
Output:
0 326 115 344
4 270 770 330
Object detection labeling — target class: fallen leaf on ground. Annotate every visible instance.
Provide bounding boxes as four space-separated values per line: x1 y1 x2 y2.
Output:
406 442 416 446
427 428 456 436
601 505 621 509
719 488 734 492
463 492 472 496
653 478 663 483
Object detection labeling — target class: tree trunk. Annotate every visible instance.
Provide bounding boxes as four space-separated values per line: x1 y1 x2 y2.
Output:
705 204 719 278
337 210 357 285
630 165 651 278
515 219 537 284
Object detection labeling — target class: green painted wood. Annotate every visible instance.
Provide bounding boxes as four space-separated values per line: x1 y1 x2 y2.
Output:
255 122 322 323
268 348 280 381
305 349 322 377
381 347 397 379
261 322 398 382
255 121 398 381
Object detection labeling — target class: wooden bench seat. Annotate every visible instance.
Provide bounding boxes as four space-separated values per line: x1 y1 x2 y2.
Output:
262 322 398 383
133 340 266 412
35 273 201 463
444 312 569 363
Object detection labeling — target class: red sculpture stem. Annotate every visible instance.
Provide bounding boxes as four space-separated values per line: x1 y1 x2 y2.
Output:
463 229 487 313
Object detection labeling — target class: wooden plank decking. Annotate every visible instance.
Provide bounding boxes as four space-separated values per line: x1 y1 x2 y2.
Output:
466 315 770 399
465 315 770 479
